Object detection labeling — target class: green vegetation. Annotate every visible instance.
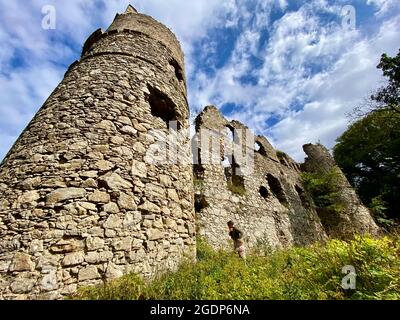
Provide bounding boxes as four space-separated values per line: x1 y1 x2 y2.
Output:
370 49 400 114
193 177 204 188
334 109 400 227
227 180 246 196
71 51 400 302
301 167 345 215
369 196 397 230
276 150 287 158
334 50 400 228
72 236 400 300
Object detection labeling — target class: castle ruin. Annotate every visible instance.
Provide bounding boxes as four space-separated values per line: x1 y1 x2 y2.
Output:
0 6 378 299
192 107 378 251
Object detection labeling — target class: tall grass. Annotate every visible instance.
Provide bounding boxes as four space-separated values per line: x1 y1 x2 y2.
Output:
73 235 400 300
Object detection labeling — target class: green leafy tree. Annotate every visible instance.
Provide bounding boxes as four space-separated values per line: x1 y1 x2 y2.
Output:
333 109 400 224
369 196 396 230
371 49 400 113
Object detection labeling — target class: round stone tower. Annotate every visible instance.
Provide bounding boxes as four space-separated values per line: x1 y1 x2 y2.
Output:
0 5 195 300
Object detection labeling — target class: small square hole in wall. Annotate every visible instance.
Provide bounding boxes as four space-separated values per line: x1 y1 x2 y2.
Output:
259 186 269 199
146 84 182 130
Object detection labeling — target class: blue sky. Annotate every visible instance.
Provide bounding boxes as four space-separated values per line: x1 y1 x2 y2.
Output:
0 0 399 162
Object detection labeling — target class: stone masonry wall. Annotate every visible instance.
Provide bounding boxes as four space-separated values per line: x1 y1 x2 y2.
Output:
0 7 195 300
193 106 327 250
193 107 379 251
302 143 379 238
0 5 380 300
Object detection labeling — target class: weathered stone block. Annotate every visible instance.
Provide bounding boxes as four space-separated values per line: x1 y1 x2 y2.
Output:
14 191 40 207
10 273 36 294
103 214 122 229
88 190 110 203
10 253 34 272
95 120 116 131
46 188 86 205
131 159 147 178
118 193 137 210
105 263 124 280
85 251 113 264
121 125 137 135
146 229 164 241
86 237 105 251
110 136 124 145
41 271 58 292
112 237 132 251
78 266 101 281
29 240 44 254
167 189 179 201
94 160 114 171
98 173 133 190
20 177 42 190
77 201 97 211
103 202 119 214
50 239 84 254
62 252 85 267
138 201 161 213
159 175 172 187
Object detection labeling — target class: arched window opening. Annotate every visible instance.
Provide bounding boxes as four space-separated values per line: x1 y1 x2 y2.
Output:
222 156 231 168
223 126 234 160
266 174 288 205
225 155 246 196
169 59 184 82
226 125 240 144
220 125 238 168
191 135 203 166
255 141 267 156
226 126 234 142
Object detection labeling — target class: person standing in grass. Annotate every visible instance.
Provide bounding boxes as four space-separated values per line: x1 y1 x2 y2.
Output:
227 220 246 259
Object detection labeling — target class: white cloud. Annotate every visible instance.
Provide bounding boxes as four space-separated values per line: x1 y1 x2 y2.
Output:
366 0 398 16
0 63 64 152
188 0 400 161
0 0 233 161
270 15 400 161
0 0 399 164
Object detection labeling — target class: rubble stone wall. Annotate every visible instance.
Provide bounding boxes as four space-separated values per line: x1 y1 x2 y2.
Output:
302 144 379 238
0 6 379 300
0 9 195 300
193 106 328 250
193 107 379 251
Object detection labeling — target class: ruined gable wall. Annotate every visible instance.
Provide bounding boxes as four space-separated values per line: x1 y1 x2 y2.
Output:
194 106 327 250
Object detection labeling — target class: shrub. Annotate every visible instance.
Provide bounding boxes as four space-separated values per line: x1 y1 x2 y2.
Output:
301 167 345 214
276 150 287 158
369 196 396 230
193 177 204 188
72 235 400 300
